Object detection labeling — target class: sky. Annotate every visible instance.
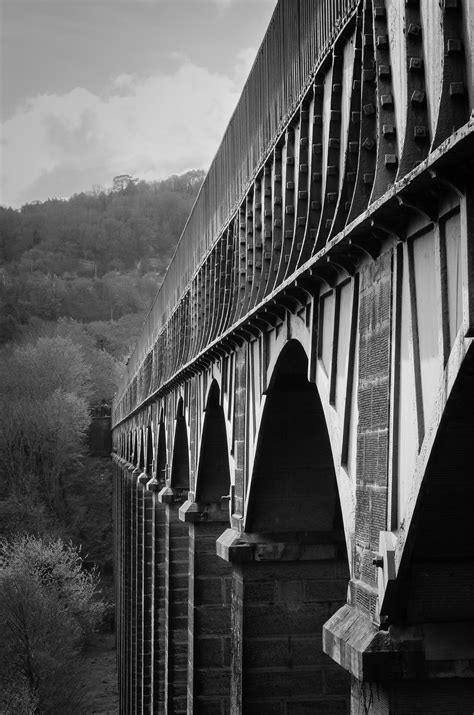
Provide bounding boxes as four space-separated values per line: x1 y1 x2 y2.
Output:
0 0 277 208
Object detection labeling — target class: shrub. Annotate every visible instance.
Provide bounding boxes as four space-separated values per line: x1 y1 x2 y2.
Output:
0 534 105 713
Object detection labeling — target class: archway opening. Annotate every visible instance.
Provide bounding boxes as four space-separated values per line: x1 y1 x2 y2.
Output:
155 418 167 482
133 431 138 467
240 340 350 713
188 380 232 709
138 428 145 471
145 425 153 476
170 398 189 489
397 343 474 627
247 339 342 535
195 381 230 504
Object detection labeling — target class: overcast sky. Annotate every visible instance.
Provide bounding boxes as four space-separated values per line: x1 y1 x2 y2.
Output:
0 0 277 208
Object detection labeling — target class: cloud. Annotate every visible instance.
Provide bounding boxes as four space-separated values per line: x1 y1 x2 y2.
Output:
0 56 253 207
112 73 135 89
235 47 257 79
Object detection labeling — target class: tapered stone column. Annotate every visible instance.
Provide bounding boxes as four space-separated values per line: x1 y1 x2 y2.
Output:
148 481 167 713
141 480 154 711
180 499 232 714
324 605 474 715
158 486 189 714
118 459 126 711
217 529 351 714
112 457 123 709
121 459 131 714
123 464 135 713
135 472 145 713
130 467 140 713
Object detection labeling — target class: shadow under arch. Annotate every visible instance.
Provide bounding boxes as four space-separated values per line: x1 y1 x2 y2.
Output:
144 424 153 475
132 430 138 467
138 427 145 472
181 379 233 710
195 380 231 506
246 339 343 536
155 410 167 483
390 342 474 627
170 397 189 489
235 340 350 712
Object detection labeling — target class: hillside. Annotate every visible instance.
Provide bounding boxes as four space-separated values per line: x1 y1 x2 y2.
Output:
0 170 205 352
0 172 204 710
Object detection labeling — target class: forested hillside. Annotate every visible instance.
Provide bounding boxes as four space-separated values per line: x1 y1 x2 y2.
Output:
0 169 204 526
0 169 204 350
0 172 203 709
0 168 204 538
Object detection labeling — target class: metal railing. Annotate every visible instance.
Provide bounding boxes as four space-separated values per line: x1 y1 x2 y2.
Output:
114 0 360 416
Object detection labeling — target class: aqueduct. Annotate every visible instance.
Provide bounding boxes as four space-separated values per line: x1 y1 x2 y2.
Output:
112 0 474 712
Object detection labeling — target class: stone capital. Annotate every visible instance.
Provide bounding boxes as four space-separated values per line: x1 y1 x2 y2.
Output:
145 477 165 493
323 603 474 682
179 498 229 523
157 485 187 504
216 529 340 563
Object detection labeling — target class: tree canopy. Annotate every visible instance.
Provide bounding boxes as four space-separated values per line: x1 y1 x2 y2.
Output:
0 534 105 714
0 171 205 346
0 170 204 706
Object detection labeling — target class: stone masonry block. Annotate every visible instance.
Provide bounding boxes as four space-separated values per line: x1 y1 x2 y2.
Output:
170 615 188 632
194 698 224 715
244 701 284 714
245 638 292 669
194 637 224 668
242 603 329 637
355 487 370 546
303 579 348 603
195 607 231 635
287 700 348 714
291 637 324 667
243 670 323 699
170 601 188 619
194 669 230 696
195 577 225 604
323 662 351 695
242 580 277 602
196 552 233 576
278 579 303 604
170 548 189 563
